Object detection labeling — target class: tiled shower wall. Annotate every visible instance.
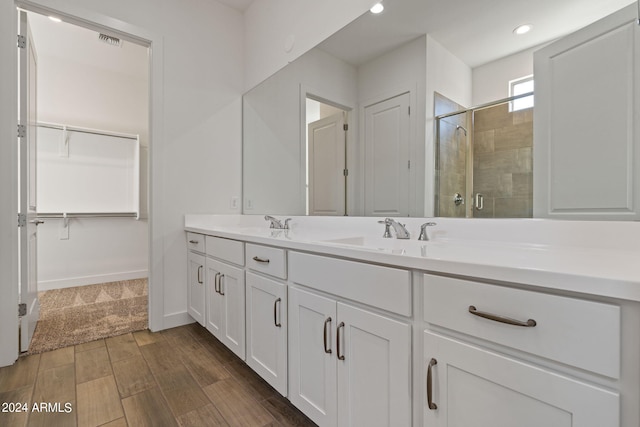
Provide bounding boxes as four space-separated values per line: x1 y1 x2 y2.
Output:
472 103 533 218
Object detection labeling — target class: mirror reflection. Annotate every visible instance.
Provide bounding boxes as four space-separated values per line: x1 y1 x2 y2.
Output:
242 0 636 218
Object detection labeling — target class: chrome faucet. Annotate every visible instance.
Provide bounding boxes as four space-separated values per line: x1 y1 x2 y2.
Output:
264 215 291 229
418 222 437 241
379 218 410 239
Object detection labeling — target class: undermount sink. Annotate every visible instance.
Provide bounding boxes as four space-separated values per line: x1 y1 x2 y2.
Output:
322 236 430 255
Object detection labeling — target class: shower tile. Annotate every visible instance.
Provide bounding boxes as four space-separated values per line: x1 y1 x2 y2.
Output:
513 173 533 197
513 107 534 124
495 197 532 218
494 122 533 151
474 130 495 154
474 103 511 132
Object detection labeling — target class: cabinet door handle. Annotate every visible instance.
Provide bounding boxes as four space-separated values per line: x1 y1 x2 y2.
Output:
219 274 225 295
468 305 537 327
189 239 199 244
197 265 203 284
214 272 221 294
252 256 270 264
336 322 345 361
427 358 438 410
274 298 282 327
323 317 332 354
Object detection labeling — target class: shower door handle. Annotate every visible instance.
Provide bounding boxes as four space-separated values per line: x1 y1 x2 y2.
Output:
474 193 484 211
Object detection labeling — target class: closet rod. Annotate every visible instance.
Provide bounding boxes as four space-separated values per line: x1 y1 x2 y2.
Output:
37 122 138 141
36 212 138 219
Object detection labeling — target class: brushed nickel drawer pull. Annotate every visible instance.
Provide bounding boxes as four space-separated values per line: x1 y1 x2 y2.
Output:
274 298 282 327
197 265 203 284
323 317 332 354
427 358 438 410
252 256 270 263
219 274 225 295
468 305 537 327
337 322 345 361
214 272 221 294
189 239 199 244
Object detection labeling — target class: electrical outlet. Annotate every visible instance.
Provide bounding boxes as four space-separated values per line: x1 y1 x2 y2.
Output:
245 199 253 210
230 197 239 210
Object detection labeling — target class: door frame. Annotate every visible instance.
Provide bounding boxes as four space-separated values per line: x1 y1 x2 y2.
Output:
0 0 164 366
300 84 354 215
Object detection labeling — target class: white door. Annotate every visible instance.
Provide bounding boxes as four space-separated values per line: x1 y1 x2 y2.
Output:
245 272 287 395
364 92 411 217
19 10 40 353
289 287 338 427
187 251 205 326
337 302 411 427
423 331 619 427
308 113 346 216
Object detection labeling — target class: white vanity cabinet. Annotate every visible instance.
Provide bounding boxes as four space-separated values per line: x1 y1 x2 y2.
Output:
186 232 206 326
534 4 640 220
205 236 246 359
422 274 621 427
245 243 288 396
288 252 412 427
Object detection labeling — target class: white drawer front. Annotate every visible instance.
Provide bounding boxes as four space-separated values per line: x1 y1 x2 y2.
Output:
289 252 411 316
246 243 287 279
205 236 244 266
424 274 620 378
186 232 205 253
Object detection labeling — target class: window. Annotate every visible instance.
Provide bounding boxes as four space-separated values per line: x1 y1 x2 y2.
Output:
509 75 534 111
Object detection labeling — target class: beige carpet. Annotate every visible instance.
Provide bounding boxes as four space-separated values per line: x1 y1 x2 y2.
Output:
27 278 148 354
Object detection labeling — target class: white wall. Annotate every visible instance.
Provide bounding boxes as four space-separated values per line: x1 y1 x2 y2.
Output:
357 36 427 217
472 45 539 105
243 0 374 91
0 0 244 365
425 35 472 216
32 16 150 290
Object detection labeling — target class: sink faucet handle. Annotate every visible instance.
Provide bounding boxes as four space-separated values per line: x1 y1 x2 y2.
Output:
284 218 292 229
418 222 437 241
377 219 393 238
264 215 283 229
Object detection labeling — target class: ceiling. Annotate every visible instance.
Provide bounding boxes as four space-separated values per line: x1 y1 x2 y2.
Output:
318 0 637 68
215 0 255 12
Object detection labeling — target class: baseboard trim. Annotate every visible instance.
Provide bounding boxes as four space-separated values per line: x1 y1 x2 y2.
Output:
160 312 195 331
38 270 148 291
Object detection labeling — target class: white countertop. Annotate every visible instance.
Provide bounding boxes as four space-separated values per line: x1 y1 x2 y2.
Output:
185 215 640 302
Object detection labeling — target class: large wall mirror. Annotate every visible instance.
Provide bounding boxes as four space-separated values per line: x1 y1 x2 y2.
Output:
242 0 635 218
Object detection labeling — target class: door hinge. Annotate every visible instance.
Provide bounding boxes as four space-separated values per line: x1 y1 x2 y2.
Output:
18 303 27 317
17 124 26 138
408 106 411 115
343 123 348 131
17 35 26 49
343 169 349 177
408 160 411 169
17 213 26 227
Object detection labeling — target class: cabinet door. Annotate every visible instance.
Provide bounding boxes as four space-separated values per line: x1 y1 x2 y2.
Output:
218 261 245 359
534 5 640 220
423 331 619 427
337 303 411 427
205 258 246 360
289 287 337 427
246 272 287 395
187 251 206 326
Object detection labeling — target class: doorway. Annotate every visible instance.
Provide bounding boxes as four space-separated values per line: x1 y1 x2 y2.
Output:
305 96 349 216
18 9 150 353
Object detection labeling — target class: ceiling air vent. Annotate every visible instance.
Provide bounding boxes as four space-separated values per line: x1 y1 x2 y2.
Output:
98 33 122 47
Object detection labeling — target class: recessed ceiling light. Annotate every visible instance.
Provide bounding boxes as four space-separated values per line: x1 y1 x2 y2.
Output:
513 24 533 35
48 16 62 23
370 3 384 14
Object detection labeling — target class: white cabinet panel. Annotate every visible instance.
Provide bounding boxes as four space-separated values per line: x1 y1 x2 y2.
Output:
423 331 619 427
246 272 287 395
187 251 205 326
205 257 245 359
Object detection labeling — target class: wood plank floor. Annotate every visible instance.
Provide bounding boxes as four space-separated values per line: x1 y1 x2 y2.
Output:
0 324 317 427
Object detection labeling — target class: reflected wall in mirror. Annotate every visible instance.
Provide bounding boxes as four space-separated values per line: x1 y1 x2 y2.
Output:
242 0 637 219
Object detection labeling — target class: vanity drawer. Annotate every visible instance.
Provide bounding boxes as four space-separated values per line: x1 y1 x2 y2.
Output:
186 232 205 253
205 236 244 266
423 274 620 378
246 243 287 279
289 252 411 316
